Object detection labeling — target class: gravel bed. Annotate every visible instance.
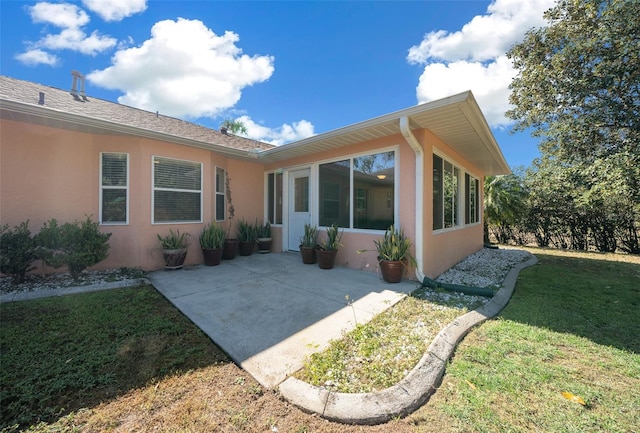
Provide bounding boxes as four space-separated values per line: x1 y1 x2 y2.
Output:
415 247 533 308
0 268 146 295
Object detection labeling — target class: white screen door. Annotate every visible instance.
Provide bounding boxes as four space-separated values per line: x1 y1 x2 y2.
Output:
288 169 311 251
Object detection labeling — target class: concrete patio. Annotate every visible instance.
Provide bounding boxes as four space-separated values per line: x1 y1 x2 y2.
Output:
148 252 419 388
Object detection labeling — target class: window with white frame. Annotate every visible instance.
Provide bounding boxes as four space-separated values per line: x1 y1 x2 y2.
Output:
433 154 460 230
465 173 480 224
267 172 283 224
319 150 395 230
153 156 202 223
100 152 128 224
215 167 226 222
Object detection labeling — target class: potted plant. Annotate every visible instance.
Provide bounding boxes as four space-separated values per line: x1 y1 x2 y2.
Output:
199 222 226 266
222 175 239 260
317 223 342 269
238 219 257 256
373 225 416 283
257 221 272 253
157 228 190 270
299 223 319 264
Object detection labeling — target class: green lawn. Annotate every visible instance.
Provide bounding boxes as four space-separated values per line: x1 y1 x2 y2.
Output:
410 249 640 432
0 286 229 431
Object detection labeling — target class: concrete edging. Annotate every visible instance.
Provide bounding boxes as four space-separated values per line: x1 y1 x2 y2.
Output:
278 254 538 425
0 278 151 304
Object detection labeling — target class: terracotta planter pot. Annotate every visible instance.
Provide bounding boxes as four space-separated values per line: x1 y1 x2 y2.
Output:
299 245 317 264
223 239 239 260
257 237 272 254
239 241 254 256
379 260 404 283
316 249 338 269
162 248 187 270
202 248 223 266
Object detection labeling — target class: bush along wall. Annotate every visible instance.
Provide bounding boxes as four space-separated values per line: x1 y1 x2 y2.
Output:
0 216 111 284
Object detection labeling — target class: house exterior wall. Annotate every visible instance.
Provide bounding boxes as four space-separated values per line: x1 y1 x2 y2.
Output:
0 118 265 272
416 129 485 278
263 134 418 276
1 116 487 279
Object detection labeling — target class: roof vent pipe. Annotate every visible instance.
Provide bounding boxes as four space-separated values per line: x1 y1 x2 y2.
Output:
38 92 45 105
70 70 86 99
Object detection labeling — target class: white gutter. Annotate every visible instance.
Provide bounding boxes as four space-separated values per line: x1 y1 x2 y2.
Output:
399 116 425 282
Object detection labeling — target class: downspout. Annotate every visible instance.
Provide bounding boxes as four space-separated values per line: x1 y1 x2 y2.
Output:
399 116 425 282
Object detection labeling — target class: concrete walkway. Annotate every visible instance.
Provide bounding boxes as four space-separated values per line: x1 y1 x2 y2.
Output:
148 252 415 389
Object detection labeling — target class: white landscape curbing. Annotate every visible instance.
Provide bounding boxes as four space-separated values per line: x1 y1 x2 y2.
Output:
0 278 151 304
278 254 538 425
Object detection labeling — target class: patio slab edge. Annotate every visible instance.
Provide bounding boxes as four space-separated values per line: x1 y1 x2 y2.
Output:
278 254 538 425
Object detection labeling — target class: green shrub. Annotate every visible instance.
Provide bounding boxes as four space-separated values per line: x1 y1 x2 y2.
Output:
0 220 37 284
36 216 112 280
157 228 190 250
199 223 225 249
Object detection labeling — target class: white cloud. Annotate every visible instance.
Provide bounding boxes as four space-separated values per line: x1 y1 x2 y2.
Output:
39 28 117 55
82 0 147 22
237 115 315 146
29 2 90 28
416 56 516 127
87 18 275 119
407 0 555 127
17 1 118 65
14 49 59 66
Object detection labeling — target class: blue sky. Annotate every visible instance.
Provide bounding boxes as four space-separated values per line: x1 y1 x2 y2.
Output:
1 0 556 169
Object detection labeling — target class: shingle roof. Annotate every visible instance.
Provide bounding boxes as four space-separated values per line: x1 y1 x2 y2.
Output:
0 75 273 153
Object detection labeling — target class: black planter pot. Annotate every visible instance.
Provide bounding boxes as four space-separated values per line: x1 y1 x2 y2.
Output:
162 248 187 270
202 248 223 266
239 241 254 256
316 249 338 269
257 237 272 254
299 245 317 264
223 239 239 260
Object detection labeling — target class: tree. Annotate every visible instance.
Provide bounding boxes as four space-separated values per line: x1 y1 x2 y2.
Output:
484 173 527 244
507 0 640 252
507 0 639 165
220 119 248 135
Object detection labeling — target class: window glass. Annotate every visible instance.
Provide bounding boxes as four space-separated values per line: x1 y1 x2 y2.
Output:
215 167 225 221
433 154 460 230
319 151 396 230
433 155 443 230
353 151 395 229
319 160 350 227
100 153 128 224
267 172 283 224
465 173 479 224
153 156 202 223
294 176 309 212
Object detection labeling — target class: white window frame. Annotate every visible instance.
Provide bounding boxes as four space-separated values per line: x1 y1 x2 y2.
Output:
215 167 226 222
152 155 203 224
99 152 129 225
465 173 480 225
433 151 462 232
265 170 284 225
316 146 399 233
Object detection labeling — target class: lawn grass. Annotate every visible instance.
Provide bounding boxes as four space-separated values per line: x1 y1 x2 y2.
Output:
296 291 486 392
409 248 640 432
0 285 229 431
1 248 638 432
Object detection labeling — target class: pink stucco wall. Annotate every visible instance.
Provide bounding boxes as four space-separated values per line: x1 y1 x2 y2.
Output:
0 119 265 272
1 117 487 279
